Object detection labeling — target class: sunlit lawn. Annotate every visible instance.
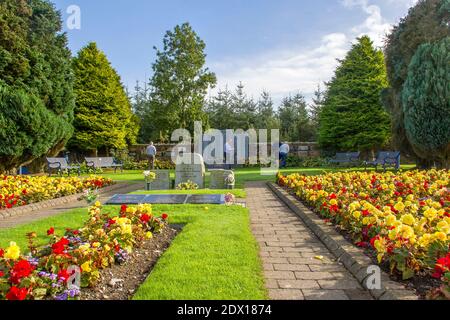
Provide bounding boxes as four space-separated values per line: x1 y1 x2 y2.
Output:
92 165 417 188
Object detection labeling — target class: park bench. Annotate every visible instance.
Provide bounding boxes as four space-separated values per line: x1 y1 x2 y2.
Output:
85 157 124 173
364 151 401 171
46 158 81 176
328 152 361 167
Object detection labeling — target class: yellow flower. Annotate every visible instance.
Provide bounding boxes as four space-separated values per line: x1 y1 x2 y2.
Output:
104 244 111 252
146 232 153 239
92 242 101 248
385 214 397 226
400 225 415 239
81 261 92 273
436 221 450 234
433 232 447 242
94 201 101 207
401 214 416 226
4 241 21 260
329 199 338 206
352 211 361 219
394 202 405 212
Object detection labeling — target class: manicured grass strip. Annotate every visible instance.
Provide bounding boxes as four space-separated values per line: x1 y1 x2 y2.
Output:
131 189 247 198
133 204 267 300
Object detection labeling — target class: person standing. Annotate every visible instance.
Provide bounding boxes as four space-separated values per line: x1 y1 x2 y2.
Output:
224 139 234 170
146 142 157 170
279 142 290 168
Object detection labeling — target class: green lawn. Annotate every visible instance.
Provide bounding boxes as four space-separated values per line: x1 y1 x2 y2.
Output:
94 165 417 188
0 203 266 300
133 204 266 300
131 188 247 198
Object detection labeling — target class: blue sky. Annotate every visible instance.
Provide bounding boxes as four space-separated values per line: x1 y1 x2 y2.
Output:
53 0 417 103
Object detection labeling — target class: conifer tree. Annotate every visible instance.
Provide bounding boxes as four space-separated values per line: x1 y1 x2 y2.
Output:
319 36 390 153
0 0 74 171
70 43 138 154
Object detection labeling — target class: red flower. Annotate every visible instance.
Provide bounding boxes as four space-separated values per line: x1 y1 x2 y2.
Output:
0 248 4 258
161 213 168 220
329 193 337 199
0 270 4 277
362 210 371 217
52 238 70 255
120 205 128 213
108 219 116 226
57 269 71 283
47 227 55 236
22 189 27 195
114 245 120 252
10 260 34 284
140 214 150 223
6 286 28 300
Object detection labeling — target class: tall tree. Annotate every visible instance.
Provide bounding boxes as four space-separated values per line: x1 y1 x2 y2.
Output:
256 91 280 130
319 36 391 153
279 93 312 142
230 82 257 130
383 0 450 166
205 87 234 130
132 81 152 143
147 23 216 140
402 37 450 167
0 0 74 172
70 43 138 155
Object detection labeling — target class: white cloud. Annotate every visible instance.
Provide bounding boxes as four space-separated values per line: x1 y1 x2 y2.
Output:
210 0 412 104
341 0 393 47
210 33 349 104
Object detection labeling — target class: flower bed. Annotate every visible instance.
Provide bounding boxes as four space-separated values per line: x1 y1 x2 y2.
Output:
0 203 168 300
277 169 450 299
0 175 113 210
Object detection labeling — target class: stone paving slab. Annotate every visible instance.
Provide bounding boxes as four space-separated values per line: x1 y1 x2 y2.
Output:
0 183 142 229
245 181 372 300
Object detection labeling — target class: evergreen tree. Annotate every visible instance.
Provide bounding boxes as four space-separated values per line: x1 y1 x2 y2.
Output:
319 36 390 153
402 37 450 167
205 87 234 129
256 91 280 130
279 93 312 142
132 81 152 143
0 0 74 171
230 82 257 130
147 23 216 140
70 43 138 154
383 0 449 166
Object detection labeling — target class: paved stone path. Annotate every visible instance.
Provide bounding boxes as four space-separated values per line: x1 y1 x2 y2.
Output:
246 181 373 300
0 182 142 229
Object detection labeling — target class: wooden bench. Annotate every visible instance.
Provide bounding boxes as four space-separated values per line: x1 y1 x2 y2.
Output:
85 157 124 173
46 158 81 176
328 152 361 167
365 151 401 171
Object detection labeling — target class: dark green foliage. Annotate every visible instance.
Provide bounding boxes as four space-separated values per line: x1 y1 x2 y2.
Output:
146 23 216 141
402 37 450 166
319 36 390 153
383 0 450 164
70 43 138 154
279 93 314 142
0 0 74 171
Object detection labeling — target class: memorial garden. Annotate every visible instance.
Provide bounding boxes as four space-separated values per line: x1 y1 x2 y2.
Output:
0 0 449 302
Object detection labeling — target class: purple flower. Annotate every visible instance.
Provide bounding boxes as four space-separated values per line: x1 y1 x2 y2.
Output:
55 292 68 301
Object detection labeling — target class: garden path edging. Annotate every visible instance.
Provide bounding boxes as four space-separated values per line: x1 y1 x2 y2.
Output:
267 182 418 300
0 183 124 220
